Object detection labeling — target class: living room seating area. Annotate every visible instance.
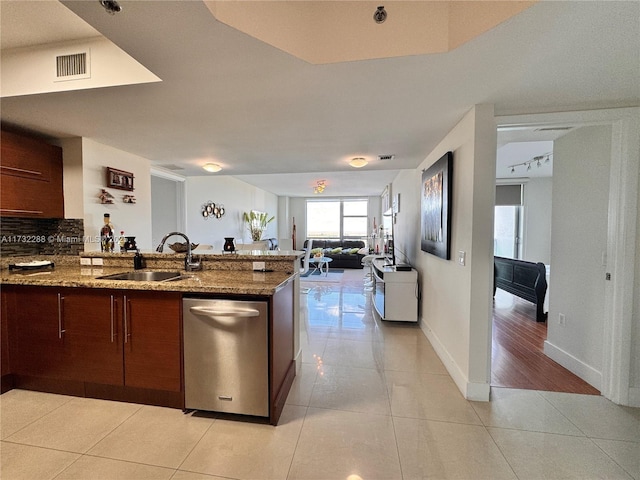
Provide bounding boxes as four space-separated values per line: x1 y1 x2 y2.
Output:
303 239 367 269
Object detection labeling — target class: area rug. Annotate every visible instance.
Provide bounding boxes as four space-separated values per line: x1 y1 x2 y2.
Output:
300 268 344 283
300 268 344 278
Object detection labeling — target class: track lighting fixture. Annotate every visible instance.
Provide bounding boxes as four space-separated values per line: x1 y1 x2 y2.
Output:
508 153 552 174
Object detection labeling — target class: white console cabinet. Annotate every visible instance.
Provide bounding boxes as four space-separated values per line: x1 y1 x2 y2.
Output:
372 259 418 322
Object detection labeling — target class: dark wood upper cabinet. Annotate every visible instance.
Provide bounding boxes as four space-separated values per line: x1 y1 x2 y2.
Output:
0 130 64 218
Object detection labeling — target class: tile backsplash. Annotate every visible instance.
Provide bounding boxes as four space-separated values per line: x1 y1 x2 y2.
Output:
0 217 84 257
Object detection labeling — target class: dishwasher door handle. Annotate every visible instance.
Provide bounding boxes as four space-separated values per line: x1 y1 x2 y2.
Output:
189 306 260 318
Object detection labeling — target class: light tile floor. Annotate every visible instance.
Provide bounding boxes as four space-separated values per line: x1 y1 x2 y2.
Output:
1 270 639 480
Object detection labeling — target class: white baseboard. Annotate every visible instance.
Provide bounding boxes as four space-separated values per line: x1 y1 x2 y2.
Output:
419 320 490 401
543 340 602 390
294 349 302 374
628 387 640 407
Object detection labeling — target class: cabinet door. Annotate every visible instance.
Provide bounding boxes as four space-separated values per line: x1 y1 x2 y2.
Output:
10 286 65 379
1 288 13 379
61 289 123 386
0 130 64 218
123 292 181 392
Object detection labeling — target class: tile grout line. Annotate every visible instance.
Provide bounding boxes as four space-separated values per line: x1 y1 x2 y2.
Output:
284 405 309 480
1 392 75 441
483 424 522 480
173 413 218 472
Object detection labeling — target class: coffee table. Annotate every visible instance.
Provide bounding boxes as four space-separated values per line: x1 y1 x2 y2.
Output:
309 256 333 276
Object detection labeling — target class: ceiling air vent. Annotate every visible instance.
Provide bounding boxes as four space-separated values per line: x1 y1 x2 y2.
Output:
157 164 185 171
378 154 395 161
534 126 573 132
55 51 90 82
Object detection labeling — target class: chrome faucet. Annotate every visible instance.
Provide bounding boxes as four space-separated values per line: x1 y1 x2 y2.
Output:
155 232 202 272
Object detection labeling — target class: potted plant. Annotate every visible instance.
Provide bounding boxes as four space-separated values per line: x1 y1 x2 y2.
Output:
243 211 275 242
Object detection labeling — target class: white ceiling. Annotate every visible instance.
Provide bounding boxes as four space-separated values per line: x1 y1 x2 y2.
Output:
1 1 638 196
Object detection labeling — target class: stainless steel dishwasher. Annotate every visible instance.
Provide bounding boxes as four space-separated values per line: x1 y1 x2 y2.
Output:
183 298 269 417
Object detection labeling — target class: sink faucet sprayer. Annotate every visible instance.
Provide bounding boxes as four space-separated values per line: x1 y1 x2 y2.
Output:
155 232 202 272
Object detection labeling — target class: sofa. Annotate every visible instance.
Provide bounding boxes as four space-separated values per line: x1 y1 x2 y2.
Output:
303 239 366 269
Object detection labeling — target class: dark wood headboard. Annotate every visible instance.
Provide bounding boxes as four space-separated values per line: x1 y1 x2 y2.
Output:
494 256 548 322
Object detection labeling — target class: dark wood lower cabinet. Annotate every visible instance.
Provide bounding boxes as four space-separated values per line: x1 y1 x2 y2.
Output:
8 286 65 380
123 292 182 392
60 289 123 386
270 279 295 425
3 286 182 407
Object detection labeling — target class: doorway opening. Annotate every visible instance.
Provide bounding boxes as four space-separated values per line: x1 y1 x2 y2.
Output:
491 108 638 406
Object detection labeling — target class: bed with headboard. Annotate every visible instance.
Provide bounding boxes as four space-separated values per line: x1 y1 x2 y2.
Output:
494 256 548 322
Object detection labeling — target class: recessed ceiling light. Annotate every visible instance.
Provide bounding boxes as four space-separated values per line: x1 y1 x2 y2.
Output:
349 157 368 168
203 163 222 173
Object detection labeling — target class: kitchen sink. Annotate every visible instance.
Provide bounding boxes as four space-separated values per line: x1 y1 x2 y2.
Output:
97 271 184 282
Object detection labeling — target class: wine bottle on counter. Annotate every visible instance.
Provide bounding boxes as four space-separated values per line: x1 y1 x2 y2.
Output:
119 230 126 252
100 213 115 252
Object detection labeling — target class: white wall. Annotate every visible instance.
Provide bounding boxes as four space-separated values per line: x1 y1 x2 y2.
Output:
184 176 278 252
57 137 84 220
544 125 612 390
634 176 640 391
401 105 496 401
81 139 153 252
151 176 181 247
522 177 552 265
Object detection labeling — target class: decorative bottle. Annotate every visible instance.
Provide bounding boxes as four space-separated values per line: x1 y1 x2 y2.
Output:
119 231 126 252
100 213 115 252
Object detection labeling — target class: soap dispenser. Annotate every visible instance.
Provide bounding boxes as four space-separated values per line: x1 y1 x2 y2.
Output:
133 249 144 270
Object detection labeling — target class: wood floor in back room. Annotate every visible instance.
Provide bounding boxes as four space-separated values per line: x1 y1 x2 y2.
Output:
491 289 600 395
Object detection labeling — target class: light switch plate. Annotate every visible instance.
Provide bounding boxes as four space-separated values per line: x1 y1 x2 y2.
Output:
253 261 266 271
80 258 91 265
458 251 466 266
92 258 104 266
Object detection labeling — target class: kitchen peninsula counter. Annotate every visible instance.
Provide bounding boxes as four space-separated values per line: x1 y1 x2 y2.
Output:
1 251 303 424
0 266 294 296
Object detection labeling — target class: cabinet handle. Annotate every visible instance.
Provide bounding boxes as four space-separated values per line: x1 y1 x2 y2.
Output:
123 295 130 343
0 208 44 215
110 295 115 343
0 165 43 176
57 293 66 339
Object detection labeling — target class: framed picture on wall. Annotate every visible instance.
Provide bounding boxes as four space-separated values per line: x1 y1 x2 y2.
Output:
421 151 453 259
106 167 134 191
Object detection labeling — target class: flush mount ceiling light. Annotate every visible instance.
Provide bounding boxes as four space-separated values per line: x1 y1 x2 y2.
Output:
314 180 326 194
202 163 222 173
349 157 368 168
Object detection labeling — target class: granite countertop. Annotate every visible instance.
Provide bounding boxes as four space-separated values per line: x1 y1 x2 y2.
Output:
0 265 295 296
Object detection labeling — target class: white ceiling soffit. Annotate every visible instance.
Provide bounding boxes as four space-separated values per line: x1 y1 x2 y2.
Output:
204 1 536 64
0 2 160 98
0 0 100 49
